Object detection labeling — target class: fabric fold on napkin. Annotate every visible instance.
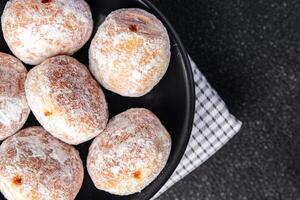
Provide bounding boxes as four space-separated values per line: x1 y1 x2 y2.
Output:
153 58 242 199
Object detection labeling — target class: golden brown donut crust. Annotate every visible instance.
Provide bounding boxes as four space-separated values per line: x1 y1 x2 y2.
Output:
25 55 108 145
0 127 84 200
87 108 171 195
89 8 171 97
0 52 30 140
1 0 93 65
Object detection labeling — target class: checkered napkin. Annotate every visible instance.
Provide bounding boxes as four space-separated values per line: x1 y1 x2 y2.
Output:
153 58 242 199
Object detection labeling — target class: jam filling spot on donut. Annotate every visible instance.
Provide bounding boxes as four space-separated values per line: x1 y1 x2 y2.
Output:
44 110 52 117
12 175 22 186
129 24 138 32
41 0 52 3
133 171 141 180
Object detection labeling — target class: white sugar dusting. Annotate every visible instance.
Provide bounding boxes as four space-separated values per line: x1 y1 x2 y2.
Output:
25 56 108 145
87 108 172 195
0 97 25 126
0 52 30 140
0 127 83 200
2 0 93 65
89 8 171 97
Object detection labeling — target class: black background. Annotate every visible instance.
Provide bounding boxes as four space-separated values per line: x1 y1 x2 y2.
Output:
152 0 300 199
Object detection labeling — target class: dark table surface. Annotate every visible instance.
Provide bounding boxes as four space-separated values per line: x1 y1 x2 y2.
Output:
152 0 300 199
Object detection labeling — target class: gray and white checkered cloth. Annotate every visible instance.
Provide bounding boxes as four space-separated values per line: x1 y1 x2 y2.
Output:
153 59 242 199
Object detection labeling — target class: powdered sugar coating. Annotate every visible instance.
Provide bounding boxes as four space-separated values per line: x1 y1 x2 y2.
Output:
0 127 84 200
87 108 171 195
1 0 93 65
89 8 171 97
25 55 108 145
0 52 30 141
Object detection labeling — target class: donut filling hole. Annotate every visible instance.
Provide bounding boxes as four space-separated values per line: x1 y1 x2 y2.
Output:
41 0 52 3
133 171 141 180
44 110 52 117
12 175 22 186
129 24 138 32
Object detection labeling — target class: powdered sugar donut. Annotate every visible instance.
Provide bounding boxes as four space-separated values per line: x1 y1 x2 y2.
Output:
25 55 108 145
0 52 30 141
0 126 84 200
87 108 171 195
1 0 93 65
89 8 171 97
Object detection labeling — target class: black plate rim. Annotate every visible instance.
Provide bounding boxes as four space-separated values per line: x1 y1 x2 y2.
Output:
140 0 195 198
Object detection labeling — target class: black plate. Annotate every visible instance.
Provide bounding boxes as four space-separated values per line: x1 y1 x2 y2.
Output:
0 0 195 199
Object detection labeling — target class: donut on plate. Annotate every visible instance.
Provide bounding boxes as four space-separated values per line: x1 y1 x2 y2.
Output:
0 126 84 200
25 55 108 145
0 52 30 141
89 8 171 97
1 0 93 65
87 108 171 195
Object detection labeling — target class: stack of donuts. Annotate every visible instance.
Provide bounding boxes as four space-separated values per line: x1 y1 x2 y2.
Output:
0 0 172 199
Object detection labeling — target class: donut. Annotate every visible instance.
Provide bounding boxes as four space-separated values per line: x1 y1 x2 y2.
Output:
1 0 93 65
0 126 84 200
25 55 108 145
0 52 30 141
87 108 171 195
89 8 171 97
